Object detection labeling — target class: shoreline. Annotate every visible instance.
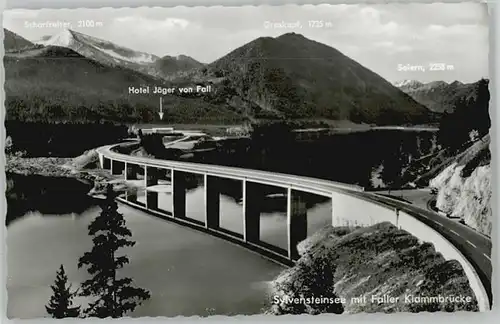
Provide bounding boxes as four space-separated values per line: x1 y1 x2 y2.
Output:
5 152 117 194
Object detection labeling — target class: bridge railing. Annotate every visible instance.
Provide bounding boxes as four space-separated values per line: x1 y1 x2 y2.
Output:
98 144 365 195
396 210 489 310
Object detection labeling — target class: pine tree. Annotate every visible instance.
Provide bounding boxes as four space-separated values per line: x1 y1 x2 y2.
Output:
78 184 150 318
45 264 81 318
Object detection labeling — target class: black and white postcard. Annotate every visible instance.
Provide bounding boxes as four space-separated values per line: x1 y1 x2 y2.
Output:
3 2 492 318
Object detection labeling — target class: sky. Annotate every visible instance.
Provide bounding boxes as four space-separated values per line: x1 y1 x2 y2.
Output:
3 3 490 83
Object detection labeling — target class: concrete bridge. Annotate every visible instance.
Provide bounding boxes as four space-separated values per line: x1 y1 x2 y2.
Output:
96 142 491 311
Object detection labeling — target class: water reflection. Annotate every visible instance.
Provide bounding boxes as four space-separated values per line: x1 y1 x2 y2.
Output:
6 171 333 317
124 175 332 256
6 173 99 226
6 174 285 318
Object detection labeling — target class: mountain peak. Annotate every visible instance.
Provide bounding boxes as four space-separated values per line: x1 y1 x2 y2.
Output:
155 54 204 76
34 28 160 67
449 80 464 87
422 81 449 90
397 78 483 113
41 28 75 47
393 80 424 89
277 32 306 39
161 54 197 62
4 28 35 51
208 33 430 123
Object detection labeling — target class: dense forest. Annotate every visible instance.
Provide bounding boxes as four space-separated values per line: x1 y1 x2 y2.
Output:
138 126 438 189
437 78 491 153
5 121 129 157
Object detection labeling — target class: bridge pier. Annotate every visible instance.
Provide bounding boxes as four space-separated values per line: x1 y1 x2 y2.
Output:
98 153 104 169
205 175 220 229
126 189 137 203
243 181 262 244
125 162 138 181
103 157 111 170
172 170 187 218
287 188 308 260
111 160 124 176
145 166 159 210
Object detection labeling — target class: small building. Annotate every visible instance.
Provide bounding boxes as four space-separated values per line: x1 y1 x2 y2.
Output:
142 127 175 135
152 127 175 134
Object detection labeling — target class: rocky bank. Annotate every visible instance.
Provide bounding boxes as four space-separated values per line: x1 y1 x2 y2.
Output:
268 222 478 314
429 135 491 237
6 149 129 196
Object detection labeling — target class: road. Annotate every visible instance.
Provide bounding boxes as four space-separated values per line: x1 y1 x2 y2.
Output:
374 188 433 211
97 142 492 307
375 188 491 238
361 192 492 305
163 134 192 148
98 143 364 196
163 132 220 151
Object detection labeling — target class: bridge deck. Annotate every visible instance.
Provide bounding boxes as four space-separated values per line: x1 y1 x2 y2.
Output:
97 142 492 310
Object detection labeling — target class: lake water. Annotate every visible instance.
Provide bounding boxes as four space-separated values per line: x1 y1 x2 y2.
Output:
141 128 440 190
128 175 333 254
6 175 332 318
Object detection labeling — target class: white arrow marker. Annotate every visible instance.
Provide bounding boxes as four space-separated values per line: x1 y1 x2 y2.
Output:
158 96 164 120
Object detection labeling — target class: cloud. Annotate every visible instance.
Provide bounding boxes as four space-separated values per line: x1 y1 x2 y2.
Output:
425 23 486 38
1 3 489 83
113 16 191 30
373 41 412 53
3 9 39 20
360 6 381 20
428 24 445 32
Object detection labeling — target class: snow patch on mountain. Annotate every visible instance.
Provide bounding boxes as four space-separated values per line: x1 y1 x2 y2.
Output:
35 29 158 65
75 31 158 63
393 80 423 88
32 35 52 45
94 46 156 64
38 29 74 47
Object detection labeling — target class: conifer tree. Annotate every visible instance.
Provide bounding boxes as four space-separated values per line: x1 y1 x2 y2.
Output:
45 264 80 318
78 184 150 318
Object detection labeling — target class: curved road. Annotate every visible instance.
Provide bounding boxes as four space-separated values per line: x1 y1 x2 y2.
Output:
361 192 492 305
371 191 491 275
97 142 492 307
98 144 364 196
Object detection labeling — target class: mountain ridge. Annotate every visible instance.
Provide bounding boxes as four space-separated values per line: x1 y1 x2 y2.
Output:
4 28 36 52
396 79 484 113
36 29 159 63
154 54 205 78
393 80 424 89
195 32 432 124
4 43 243 124
34 28 203 79
6 29 434 125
